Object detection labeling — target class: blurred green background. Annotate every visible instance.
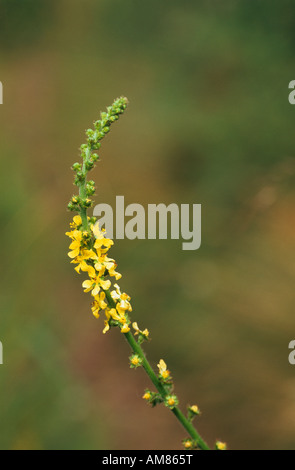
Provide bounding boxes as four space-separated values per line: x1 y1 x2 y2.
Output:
1 0 295 450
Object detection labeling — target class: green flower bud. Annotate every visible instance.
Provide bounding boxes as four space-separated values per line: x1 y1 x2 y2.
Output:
67 201 76 211
86 182 95 196
97 131 105 140
74 171 85 185
85 162 92 170
71 195 79 204
72 162 81 172
88 216 97 225
83 198 92 207
90 142 101 151
91 153 99 162
86 129 95 139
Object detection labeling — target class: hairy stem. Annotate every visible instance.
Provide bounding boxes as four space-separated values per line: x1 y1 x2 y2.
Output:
104 288 210 449
123 329 210 450
78 150 90 230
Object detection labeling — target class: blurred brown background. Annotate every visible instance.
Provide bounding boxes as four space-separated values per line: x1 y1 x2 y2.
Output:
1 0 295 450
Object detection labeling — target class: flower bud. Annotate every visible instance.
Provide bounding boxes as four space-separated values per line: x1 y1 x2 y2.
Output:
182 439 194 449
215 441 227 450
74 171 84 183
72 162 81 172
164 394 179 409
85 160 94 171
142 390 163 407
86 129 95 139
71 196 79 205
67 201 76 211
129 354 143 369
142 390 152 401
84 198 92 207
187 404 200 421
91 153 99 162
86 182 96 196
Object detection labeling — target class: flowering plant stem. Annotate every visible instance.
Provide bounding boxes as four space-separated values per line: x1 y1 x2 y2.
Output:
66 97 226 450
124 330 210 450
104 289 210 449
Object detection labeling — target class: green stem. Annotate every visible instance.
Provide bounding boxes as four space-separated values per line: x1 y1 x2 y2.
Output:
104 288 210 449
124 330 210 450
124 330 167 395
79 152 89 230
171 407 210 450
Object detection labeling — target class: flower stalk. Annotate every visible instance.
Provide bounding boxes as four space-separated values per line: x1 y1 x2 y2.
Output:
66 97 226 450
123 330 210 450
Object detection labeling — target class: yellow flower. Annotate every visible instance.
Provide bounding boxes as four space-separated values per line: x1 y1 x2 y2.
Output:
165 395 178 408
111 283 122 301
161 370 170 379
108 308 121 321
157 359 170 379
183 439 193 449
102 307 113 333
92 223 114 250
130 355 140 366
216 441 227 450
132 322 140 333
101 307 130 333
73 258 88 274
70 215 82 229
82 273 111 296
142 391 151 401
121 323 130 333
101 307 129 333
91 292 108 318
106 306 129 326
107 261 122 281
189 405 200 415
111 284 132 314
94 255 122 280
132 322 149 339
103 320 110 334
66 229 83 258
100 278 112 291
116 300 131 316
129 354 142 367
71 248 96 273
92 257 107 277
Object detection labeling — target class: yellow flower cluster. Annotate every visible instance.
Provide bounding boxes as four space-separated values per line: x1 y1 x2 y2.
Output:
132 322 150 342
66 215 132 334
